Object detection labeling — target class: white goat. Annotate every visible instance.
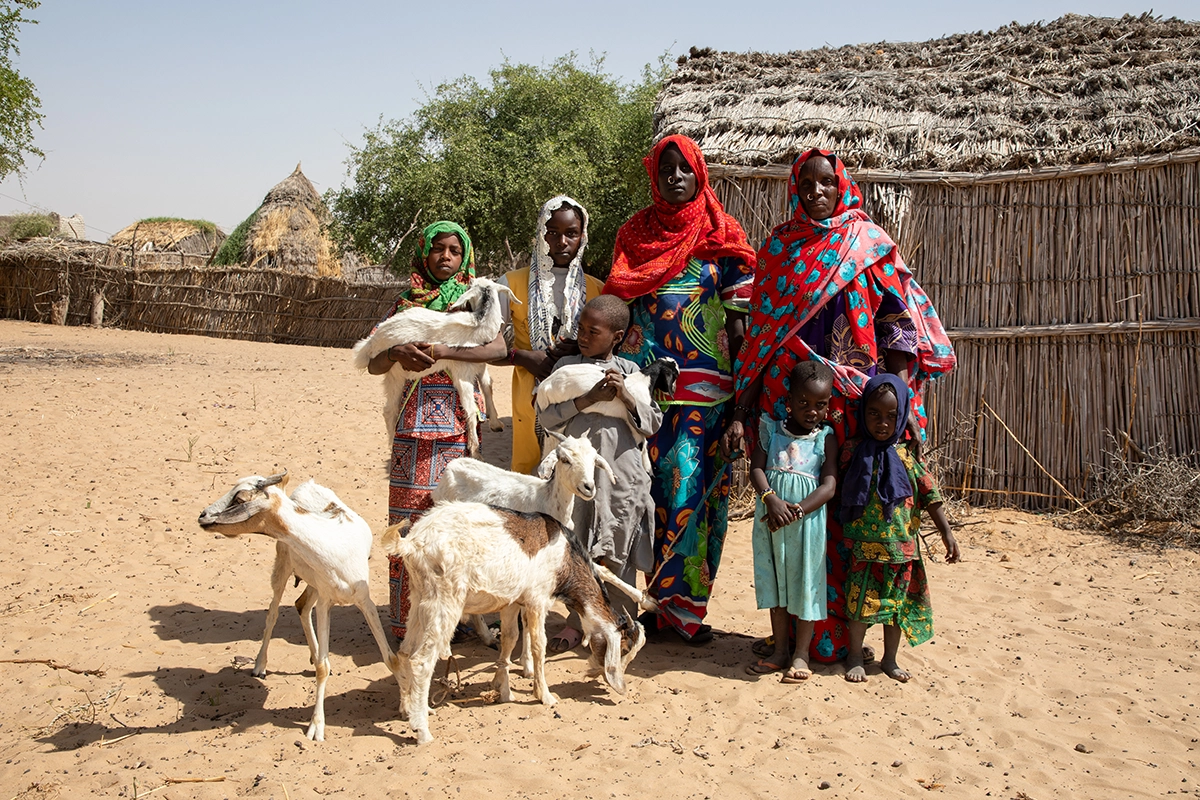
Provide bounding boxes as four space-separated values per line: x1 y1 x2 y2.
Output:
383 502 649 745
431 431 614 527
534 357 679 472
431 431 656 650
197 472 402 742
351 278 517 457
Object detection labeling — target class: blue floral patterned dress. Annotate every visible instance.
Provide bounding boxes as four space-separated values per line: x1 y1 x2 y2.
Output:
617 256 753 639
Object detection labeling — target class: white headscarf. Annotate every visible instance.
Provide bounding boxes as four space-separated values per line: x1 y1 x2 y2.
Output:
528 195 589 351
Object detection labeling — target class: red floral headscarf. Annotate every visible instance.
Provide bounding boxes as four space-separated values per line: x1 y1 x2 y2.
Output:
604 135 756 300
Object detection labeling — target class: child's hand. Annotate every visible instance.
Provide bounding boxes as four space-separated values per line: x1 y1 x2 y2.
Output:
583 375 619 404
942 530 961 563
763 494 795 532
604 370 634 406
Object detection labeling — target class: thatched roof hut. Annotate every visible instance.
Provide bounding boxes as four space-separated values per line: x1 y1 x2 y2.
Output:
658 13 1200 508
109 219 224 255
217 164 338 277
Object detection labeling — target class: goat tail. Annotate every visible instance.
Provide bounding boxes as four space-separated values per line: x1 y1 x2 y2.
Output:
381 519 414 557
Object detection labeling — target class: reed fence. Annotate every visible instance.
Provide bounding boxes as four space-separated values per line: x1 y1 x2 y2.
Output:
0 240 404 348
712 153 1200 508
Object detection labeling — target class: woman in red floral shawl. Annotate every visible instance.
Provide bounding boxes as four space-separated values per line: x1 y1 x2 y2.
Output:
722 149 955 666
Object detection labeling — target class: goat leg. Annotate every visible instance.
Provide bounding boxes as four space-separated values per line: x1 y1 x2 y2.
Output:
592 563 660 613
479 366 505 432
254 544 293 677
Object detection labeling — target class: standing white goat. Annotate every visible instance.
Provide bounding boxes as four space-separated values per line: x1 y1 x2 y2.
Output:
534 357 679 472
431 431 614 527
197 472 402 742
383 502 649 745
431 431 656 651
351 278 517 456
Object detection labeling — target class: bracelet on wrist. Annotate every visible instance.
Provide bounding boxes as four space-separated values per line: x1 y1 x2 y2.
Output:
507 347 517 365
759 489 776 500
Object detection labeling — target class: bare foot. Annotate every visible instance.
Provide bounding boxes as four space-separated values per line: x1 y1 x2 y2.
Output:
781 655 812 684
844 652 867 683
881 658 910 682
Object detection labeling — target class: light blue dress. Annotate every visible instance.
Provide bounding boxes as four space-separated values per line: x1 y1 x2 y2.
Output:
751 417 830 620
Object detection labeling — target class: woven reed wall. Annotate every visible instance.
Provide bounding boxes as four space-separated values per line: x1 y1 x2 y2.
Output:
712 158 1200 508
0 242 403 348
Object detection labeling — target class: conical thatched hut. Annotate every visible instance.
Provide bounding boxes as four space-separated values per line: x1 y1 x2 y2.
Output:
109 219 224 255
216 164 338 277
658 13 1200 508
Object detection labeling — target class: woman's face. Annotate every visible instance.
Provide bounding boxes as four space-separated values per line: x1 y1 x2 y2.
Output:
796 156 839 221
425 232 464 281
863 389 899 442
544 207 583 267
656 145 698 205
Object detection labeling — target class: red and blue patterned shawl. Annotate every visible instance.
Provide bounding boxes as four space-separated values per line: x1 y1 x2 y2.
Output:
736 149 955 415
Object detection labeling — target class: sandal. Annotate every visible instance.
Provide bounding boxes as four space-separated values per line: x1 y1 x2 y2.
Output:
683 624 713 646
751 636 775 658
745 658 786 676
548 626 582 653
780 666 812 684
449 622 474 645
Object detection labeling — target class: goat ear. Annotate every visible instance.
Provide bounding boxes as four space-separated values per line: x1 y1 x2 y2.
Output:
536 449 559 480
595 455 616 484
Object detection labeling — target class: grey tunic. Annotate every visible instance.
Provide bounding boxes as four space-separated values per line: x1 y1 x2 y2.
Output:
536 354 661 575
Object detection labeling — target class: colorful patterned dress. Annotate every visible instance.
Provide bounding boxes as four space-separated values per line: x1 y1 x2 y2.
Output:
617 255 753 639
840 438 941 646
751 418 831 621
386 373 482 638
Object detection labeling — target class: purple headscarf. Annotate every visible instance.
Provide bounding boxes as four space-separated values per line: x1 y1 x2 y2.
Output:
841 373 914 522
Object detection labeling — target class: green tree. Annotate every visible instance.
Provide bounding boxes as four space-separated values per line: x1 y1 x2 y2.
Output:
0 0 42 179
327 54 669 278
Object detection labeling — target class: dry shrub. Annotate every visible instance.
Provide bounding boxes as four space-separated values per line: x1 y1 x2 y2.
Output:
1087 433 1200 547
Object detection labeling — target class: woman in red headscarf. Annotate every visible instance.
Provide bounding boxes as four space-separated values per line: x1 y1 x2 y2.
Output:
722 149 955 671
604 135 757 644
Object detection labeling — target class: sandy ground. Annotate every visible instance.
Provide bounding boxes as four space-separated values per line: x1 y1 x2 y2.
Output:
0 318 1197 800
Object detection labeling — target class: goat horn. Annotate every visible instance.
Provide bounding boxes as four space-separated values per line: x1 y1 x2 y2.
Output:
256 470 288 489
546 430 566 443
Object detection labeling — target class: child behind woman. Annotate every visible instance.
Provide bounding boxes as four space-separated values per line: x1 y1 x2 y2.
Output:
536 295 662 652
841 373 960 683
746 361 839 683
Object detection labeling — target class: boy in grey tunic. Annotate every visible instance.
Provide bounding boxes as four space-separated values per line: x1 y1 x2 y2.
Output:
536 295 662 653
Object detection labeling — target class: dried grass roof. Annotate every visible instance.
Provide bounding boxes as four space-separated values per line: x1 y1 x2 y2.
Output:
109 219 224 253
657 13 1200 172
243 164 337 277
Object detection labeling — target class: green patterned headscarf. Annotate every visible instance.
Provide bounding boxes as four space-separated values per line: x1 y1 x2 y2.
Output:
398 221 476 312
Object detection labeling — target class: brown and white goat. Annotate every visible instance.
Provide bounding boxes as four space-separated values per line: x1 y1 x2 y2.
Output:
383 502 648 745
198 472 402 741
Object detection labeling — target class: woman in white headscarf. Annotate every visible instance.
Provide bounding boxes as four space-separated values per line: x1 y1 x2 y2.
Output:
496 196 604 473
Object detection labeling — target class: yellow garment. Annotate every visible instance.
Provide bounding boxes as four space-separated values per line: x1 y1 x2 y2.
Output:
504 266 604 474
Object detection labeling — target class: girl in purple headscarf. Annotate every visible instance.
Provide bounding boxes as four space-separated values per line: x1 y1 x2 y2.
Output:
839 373 960 683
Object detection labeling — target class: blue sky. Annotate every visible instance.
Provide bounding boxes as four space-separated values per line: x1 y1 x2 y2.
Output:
2 0 1198 240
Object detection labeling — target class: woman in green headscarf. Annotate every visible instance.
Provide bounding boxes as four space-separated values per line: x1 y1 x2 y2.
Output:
367 221 506 639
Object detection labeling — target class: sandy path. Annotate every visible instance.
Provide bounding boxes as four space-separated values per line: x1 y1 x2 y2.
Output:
0 318 1196 799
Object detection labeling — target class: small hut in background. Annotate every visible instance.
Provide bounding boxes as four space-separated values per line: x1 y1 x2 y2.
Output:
215 164 339 277
109 218 224 255
657 13 1200 507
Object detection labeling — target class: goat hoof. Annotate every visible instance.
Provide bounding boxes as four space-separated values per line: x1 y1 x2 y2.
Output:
488 420 505 431
415 729 433 745
251 668 267 678
306 725 324 742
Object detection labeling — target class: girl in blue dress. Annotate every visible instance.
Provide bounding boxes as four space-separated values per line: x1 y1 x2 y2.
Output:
745 360 839 682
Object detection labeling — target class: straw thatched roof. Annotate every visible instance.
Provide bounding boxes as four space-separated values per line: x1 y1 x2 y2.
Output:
108 219 224 255
236 164 338 277
657 13 1200 172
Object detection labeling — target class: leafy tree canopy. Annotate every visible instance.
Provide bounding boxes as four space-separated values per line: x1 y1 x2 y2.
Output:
327 54 669 278
0 0 42 179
